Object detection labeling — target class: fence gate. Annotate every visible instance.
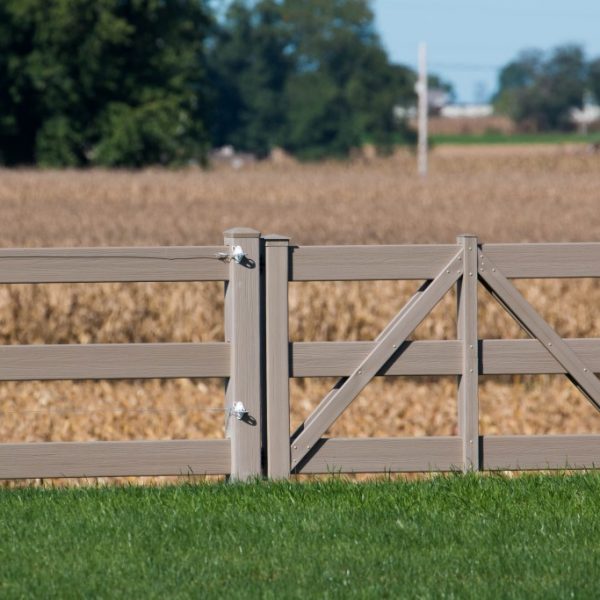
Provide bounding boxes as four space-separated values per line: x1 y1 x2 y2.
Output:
1 230 600 480
265 235 600 479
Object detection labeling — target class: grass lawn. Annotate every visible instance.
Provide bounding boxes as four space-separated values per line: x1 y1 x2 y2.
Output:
430 131 600 145
1 473 600 598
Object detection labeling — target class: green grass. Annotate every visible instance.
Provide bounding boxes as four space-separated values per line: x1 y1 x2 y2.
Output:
1 474 600 598
430 131 600 145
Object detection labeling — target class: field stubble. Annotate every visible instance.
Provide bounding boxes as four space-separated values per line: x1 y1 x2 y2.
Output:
1 146 600 473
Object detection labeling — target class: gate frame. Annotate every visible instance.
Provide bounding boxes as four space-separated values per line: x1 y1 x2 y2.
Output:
264 235 600 478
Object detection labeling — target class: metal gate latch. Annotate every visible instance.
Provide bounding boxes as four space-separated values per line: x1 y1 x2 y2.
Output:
215 245 246 264
231 401 248 420
230 245 246 264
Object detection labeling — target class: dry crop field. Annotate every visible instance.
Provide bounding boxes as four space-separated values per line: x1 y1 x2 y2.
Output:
1 145 600 479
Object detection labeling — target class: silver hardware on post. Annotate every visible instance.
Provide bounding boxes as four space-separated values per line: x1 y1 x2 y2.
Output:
215 245 246 263
231 401 248 420
231 245 246 264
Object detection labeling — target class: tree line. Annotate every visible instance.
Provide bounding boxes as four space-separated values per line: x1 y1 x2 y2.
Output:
2 1 598 168
0 0 419 167
494 44 600 132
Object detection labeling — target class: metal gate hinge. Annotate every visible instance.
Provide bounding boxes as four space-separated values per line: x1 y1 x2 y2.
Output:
230 401 248 420
215 245 246 264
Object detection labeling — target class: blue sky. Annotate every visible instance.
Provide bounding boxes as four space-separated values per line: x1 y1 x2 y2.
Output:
373 0 600 103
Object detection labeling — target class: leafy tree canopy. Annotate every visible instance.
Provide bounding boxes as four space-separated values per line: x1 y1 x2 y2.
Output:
209 0 418 159
0 0 425 166
0 0 212 166
494 45 590 131
588 58 600 107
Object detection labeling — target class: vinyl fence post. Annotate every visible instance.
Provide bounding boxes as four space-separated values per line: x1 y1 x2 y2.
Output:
264 234 291 479
456 234 480 471
224 227 263 480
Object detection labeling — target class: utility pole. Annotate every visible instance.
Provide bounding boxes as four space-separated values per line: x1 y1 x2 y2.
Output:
417 42 428 177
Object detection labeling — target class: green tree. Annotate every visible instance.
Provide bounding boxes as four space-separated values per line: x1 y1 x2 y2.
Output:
0 0 212 166
208 0 292 157
281 0 412 158
588 57 600 106
209 0 416 159
494 45 587 131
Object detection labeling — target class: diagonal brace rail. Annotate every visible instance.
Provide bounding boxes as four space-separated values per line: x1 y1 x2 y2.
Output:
290 250 463 469
295 280 431 438
478 249 600 412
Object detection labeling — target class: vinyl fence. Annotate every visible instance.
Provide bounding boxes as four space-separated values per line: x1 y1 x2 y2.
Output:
1 228 600 480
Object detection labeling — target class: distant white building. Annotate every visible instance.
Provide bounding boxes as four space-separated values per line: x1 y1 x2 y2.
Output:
394 105 417 120
394 86 451 120
428 88 451 113
209 145 256 169
570 94 600 134
440 104 494 119
395 100 494 121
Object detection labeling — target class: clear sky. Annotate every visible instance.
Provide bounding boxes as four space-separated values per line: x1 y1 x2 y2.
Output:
373 0 600 103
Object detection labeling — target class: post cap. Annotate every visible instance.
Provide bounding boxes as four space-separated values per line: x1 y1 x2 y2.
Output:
263 233 291 246
223 227 261 239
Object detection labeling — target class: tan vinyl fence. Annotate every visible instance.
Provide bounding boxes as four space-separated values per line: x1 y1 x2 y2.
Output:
1 228 600 481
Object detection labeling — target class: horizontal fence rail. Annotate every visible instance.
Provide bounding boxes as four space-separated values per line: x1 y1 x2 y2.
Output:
290 339 600 377
482 243 600 278
293 435 600 474
2 231 600 481
0 246 230 282
0 440 231 479
290 242 600 281
295 437 462 474
290 244 459 280
0 343 230 380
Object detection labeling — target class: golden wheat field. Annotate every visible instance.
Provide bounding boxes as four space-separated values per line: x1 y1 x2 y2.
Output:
1 145 600 482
